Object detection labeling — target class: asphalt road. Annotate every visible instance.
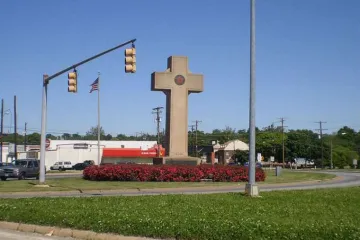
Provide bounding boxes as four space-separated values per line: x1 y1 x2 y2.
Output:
0 228 74 240
1 171 359 199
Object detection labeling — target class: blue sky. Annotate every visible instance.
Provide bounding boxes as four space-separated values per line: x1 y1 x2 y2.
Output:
0 0 359 136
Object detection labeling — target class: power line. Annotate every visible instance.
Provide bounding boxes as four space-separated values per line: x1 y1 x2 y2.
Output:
315 121 328 169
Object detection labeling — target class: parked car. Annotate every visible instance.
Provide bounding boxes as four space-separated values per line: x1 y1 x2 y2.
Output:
73 160 94 170
244 162 262 168
0 159 41 181
50 161 73 171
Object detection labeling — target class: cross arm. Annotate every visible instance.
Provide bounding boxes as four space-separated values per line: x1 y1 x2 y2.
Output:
151 72 173 91
187 73 204 93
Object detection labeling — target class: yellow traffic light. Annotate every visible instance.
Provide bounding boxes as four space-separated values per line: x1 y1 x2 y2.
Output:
68 72 77 93
125 48 136 73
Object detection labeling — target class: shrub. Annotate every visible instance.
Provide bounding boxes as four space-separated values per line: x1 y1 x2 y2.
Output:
83 164 266 182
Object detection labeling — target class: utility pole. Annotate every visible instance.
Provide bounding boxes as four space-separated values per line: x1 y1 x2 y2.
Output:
152 106 163 157
24 122 27 152
315 121 327 169
0 99 3 163
278 117 288 166
330 139 333 169
189 124 195 156
14 95 17 160
193 120 202 157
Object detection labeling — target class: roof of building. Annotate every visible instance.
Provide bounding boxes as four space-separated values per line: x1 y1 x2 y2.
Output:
47 140 157 150
214 139 249 151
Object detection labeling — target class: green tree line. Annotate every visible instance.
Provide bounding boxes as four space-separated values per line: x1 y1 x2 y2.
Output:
1 125 359 168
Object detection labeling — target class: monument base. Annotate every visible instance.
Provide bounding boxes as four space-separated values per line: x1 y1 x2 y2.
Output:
245 183 259 197
153 156 201 166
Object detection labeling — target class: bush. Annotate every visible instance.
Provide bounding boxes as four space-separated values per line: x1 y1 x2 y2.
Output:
83 164 266 182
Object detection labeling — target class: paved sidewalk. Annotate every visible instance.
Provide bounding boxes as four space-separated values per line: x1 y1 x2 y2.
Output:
0 228 74 240
0 222 158 240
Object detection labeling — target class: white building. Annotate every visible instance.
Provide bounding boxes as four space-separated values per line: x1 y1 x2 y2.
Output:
1 140 158 170
212 139 249 164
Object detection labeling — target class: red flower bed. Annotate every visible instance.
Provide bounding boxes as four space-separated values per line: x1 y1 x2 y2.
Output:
83 164 266 182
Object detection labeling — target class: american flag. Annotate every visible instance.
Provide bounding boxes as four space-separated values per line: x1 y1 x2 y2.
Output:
89 78 99 93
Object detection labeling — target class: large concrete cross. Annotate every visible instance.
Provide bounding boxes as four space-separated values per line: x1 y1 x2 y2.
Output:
151 56 204 158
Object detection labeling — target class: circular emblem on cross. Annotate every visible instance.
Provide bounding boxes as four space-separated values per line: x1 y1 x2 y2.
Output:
174 75 185 86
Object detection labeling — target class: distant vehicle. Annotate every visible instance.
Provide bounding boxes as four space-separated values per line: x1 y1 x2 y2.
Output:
244 162 262 168
293 158 314 168
73 160 94 170
227 162 240 166
50 161 73 171
0 159 41 181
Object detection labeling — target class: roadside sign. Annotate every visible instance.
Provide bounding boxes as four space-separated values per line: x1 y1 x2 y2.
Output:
8 143 25 153
257 153 262 162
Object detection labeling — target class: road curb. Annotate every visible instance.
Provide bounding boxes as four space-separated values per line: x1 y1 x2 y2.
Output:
0 175 342 197
0 221 158 240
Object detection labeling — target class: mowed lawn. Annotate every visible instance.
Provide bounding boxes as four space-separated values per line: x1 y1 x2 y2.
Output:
0 170 336 192
0 187 359 239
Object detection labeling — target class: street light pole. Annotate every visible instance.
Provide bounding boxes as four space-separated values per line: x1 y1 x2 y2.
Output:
38 38 136 185
245 0 259 197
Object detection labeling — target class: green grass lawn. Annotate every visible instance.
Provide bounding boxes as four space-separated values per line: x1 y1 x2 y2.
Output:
0 170 336 192
0 187 359 239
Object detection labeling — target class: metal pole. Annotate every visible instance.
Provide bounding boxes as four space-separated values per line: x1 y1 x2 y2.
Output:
45 39 136 82
38 39 136 180
0 99 3 163
14 95 17 160
24 122 27 151
97 72 101 166
330 139 333 169
246 0 258 196
9 111 12 134
39 75 48 184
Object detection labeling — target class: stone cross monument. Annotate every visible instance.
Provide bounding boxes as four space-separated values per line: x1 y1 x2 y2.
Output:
151 56 204 165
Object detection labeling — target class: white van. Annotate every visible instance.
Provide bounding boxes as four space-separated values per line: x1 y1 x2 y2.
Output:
50 161 73 171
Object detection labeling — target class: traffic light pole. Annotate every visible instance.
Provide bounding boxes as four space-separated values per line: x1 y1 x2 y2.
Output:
39 38 136 184
39 76 48 184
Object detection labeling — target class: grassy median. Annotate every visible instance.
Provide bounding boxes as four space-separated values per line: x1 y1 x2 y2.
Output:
0 187 359 239
0 170 336 192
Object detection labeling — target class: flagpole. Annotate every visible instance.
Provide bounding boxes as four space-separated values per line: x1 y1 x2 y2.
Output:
97 72 101 166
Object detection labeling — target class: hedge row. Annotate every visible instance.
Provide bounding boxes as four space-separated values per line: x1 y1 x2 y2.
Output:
83 164 266 182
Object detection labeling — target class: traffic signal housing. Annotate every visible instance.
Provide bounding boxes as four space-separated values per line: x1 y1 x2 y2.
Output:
125 48 136 73
68 72 77 93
